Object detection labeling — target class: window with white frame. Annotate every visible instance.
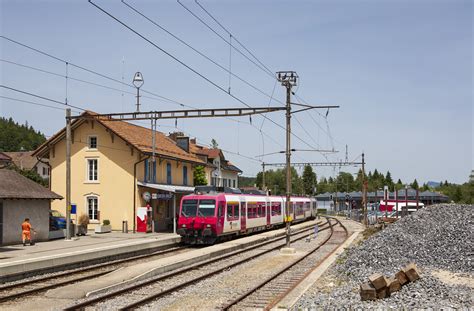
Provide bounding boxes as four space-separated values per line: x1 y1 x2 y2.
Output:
88 136 98 149
87 196 99 220
87 159 98 181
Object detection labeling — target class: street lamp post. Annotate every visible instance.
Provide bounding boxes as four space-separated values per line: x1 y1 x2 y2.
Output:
133 72 144 112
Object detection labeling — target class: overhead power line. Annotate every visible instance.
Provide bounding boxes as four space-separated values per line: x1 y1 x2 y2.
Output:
176 0 274 78
0 95 82 113
122 0 281 104
193 0 275 78
0 85 86 111
89 0 323 155
0 35 187 108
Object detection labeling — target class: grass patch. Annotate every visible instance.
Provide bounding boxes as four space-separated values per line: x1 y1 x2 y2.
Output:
362 226 382 240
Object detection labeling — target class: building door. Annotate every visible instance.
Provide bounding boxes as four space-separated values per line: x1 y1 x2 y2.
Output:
0 202 3 245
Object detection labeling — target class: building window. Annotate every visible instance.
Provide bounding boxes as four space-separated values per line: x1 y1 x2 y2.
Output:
88 136 98 149
183 166 188 186
87 159 98 181
42 167 46 175
233 179 236 188
167 163 172 185
144 159 156 183
87 196 99 220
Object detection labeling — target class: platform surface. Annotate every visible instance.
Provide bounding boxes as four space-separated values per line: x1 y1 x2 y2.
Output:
0 232 181 279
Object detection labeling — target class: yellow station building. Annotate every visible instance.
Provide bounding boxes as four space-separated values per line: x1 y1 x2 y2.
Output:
33 111 241 233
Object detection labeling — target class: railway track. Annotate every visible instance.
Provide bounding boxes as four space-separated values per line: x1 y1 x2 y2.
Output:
63 219 333 310
0 245 187 304
222 217 348 310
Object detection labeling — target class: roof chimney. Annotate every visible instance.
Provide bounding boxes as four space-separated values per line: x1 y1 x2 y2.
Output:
176 136 190 153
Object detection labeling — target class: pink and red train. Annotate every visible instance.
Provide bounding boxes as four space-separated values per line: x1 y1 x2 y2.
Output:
177 192 318 244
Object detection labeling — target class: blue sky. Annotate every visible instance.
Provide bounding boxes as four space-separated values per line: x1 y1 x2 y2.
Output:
1 0 472 184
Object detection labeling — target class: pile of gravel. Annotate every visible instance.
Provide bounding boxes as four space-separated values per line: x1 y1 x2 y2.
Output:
294 204 474 309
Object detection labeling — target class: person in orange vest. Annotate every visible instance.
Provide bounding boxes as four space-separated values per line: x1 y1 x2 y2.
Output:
21 218 35 246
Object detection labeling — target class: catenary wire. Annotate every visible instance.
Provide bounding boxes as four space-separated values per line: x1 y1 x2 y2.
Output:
176 0 275 78
89 0 322 158
0 55 293 162
193 0 275 78
122 0 282 104
0 85 86 111
0 35 188 107
0 96 82 114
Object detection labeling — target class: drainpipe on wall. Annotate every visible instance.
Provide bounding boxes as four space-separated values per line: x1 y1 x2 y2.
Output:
133 155 149 233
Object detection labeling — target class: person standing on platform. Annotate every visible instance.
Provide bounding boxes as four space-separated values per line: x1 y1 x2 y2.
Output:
21 218 35 246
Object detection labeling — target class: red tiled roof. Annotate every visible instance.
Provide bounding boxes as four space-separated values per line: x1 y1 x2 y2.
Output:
4 151 38 170
33 111 205 165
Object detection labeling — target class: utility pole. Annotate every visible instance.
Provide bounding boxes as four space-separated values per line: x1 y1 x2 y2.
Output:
65 108 72 240
262 162 266 193
277 71 298 248
361 152 367 227
285 80 292 247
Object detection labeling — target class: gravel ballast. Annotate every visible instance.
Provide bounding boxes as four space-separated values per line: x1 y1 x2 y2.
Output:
294 204 474 309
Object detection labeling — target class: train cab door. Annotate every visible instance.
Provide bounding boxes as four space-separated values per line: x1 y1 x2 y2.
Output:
216 200 225 235
240 200 246 232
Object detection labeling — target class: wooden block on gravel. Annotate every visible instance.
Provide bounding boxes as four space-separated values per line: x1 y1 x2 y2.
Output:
360 283 376 301
403 262 420 282
387 277 401 294
395 270 409 285
376 287 389 299
369 273 388 290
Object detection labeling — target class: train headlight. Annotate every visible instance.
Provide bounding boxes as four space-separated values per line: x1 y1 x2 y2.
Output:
182 224 186 228
206 224 211 228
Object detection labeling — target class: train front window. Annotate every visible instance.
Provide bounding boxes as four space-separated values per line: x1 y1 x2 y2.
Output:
198 199 216 217
181 199 198 217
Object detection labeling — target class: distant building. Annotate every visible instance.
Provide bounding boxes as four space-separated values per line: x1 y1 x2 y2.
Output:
190 139 242 188
0 152 12 168
0 169 62 245
316 189 449 212
4 151 50 180
168 133 242 188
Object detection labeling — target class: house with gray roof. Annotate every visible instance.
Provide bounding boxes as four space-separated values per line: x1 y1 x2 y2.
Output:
0 169 62 245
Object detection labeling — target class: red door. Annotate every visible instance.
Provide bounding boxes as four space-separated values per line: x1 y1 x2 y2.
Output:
240 201 246 232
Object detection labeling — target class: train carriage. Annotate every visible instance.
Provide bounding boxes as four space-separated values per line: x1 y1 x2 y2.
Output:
177 191 316 244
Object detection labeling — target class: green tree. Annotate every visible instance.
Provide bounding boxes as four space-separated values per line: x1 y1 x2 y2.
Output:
0 117 46 152
395 179 403 190
317 177 328 194
421 183 430 191
193 165 208 186
211 139 219 149
385 171 394 189
238 176 256 188
411 179 419 190
302 165 317 195
336 172 355 192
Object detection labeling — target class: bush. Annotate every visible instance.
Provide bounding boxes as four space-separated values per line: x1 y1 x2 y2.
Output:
317 208 327 214
102 219 110 226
